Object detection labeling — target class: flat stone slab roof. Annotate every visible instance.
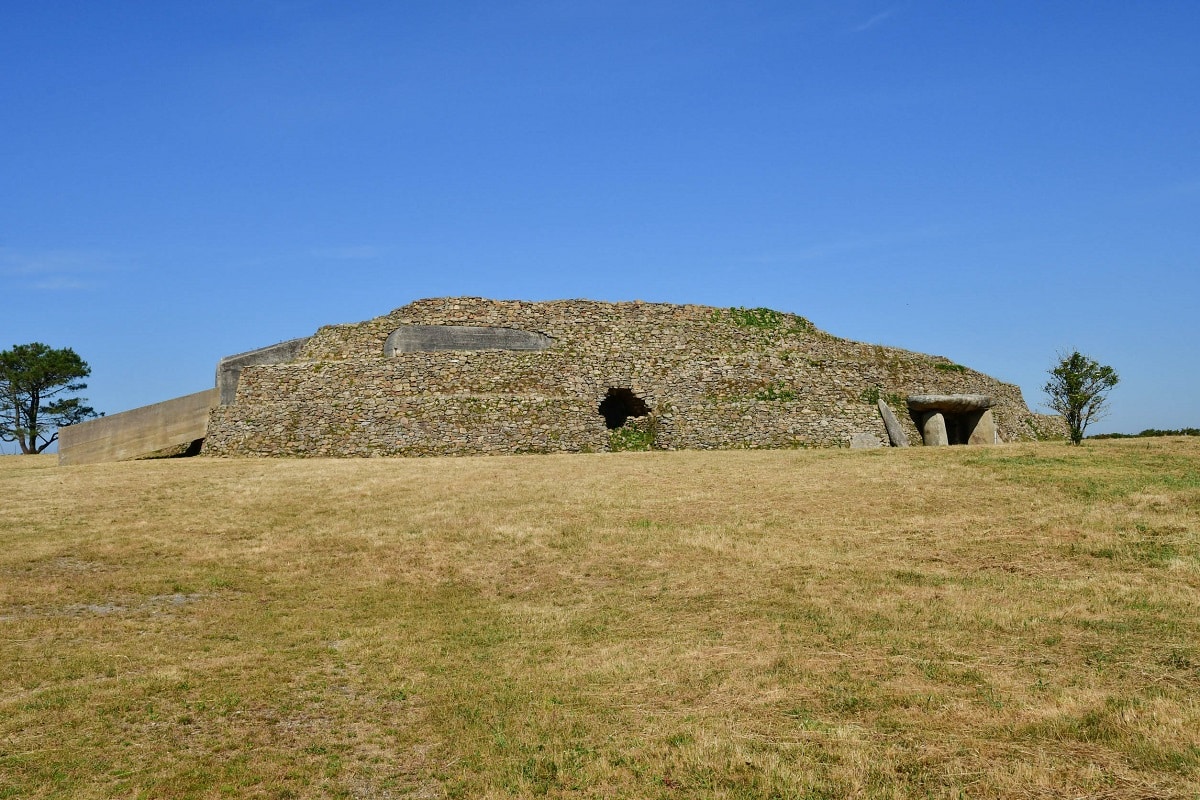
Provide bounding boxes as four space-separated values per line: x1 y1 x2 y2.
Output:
906 394 994 412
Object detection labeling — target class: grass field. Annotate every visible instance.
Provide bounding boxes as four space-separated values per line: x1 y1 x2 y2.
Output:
1 439 1197 799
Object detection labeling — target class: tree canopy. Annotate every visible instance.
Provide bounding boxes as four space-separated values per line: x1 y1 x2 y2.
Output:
1043 350 1119 445
0 343 100 454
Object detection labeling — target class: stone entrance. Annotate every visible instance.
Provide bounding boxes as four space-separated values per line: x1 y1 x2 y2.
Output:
598 388 650 430
906 394 997 446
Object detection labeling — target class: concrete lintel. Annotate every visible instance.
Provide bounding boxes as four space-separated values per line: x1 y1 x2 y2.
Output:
216 337 311 405
384 325 553 357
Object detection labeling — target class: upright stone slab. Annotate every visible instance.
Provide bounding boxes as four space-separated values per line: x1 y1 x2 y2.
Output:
920 411 949 446
969 408 998 444
876 399 909 447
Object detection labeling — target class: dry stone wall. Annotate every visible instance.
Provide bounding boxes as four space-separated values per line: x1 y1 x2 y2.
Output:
204 297 1060 457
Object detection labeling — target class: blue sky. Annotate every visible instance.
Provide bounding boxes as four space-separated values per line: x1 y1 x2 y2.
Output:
3 1 1197 449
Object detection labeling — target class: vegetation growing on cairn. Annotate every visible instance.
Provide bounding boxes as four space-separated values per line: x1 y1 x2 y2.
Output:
718 306 815 334
608 416 657 451
753 381 799 401
934 361 967 373
859 386 905 407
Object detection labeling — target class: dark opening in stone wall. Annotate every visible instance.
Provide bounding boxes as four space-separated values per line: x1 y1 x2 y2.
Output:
598 388 650 429
945 413 971 445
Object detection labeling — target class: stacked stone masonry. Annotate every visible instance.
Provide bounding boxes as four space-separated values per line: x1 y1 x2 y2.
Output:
203 297 1064 458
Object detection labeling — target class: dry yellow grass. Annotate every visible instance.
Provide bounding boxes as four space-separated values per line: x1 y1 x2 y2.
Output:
1 439 1197 798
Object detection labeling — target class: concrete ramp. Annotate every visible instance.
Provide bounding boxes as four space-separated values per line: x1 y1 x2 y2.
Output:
58 389 219 466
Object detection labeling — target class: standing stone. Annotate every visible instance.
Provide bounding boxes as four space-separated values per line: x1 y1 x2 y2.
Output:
876 399 909 447
920 411 949 446
968 408 999 445
850 432 882 449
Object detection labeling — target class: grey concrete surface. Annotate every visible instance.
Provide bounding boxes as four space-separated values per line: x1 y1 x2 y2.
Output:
58 389 219 465
384 325 553 357
216 337 310 405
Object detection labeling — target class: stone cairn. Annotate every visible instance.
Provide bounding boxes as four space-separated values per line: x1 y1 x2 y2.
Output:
203 297 1064 458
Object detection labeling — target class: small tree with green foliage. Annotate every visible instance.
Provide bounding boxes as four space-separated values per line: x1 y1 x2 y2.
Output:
0 343 100 454
1043 350 1119 445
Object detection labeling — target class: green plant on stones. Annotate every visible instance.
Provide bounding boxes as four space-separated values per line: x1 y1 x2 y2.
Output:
935 362 967 373
720 306 814 334
860 386 904 407
753 382 798 402
609 417 656 452
788 316 815 334
722 306 784 328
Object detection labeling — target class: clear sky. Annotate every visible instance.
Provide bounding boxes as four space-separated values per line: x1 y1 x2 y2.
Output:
3 1 1197 450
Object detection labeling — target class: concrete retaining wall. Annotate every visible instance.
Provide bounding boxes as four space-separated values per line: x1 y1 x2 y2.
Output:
58 389 219 466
